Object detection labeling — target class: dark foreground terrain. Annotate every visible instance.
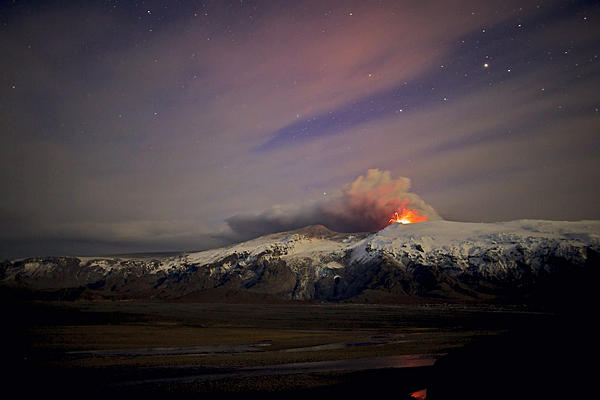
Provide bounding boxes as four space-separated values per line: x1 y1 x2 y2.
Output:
3 294 593 399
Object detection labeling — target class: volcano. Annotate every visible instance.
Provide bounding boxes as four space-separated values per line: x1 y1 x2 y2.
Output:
388 208 429 225
2 220 599 304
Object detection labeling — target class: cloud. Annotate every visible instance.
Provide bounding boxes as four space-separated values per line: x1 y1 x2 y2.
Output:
0 215 232 259
226 169 440 238
1 1 598 258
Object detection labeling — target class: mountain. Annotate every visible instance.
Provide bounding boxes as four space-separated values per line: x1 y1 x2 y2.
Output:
2 220 599 304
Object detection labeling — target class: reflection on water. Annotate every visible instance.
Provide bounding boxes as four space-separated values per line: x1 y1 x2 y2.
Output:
66 342 272 358
66 333 408 358
282 333 408 353
111 354 440 388
410 388 427 399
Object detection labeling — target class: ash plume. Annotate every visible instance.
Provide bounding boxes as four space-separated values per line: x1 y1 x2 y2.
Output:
226 169 440 238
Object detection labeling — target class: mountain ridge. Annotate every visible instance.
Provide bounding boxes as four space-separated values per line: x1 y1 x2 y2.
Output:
2 220 599 304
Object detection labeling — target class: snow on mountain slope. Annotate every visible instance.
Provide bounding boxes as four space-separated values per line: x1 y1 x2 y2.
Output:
352 220 599 285
372 219 600 250
1 220 599 302
358 219 599 267
185 227 357 269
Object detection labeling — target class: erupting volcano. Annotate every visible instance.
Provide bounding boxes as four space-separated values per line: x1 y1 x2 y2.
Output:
388 208 429 225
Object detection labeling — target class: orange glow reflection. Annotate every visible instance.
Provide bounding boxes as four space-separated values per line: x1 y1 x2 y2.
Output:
410 388 427 400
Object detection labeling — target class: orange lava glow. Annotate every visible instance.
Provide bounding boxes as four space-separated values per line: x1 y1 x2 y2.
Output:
410 389 427 400
388 208 428 225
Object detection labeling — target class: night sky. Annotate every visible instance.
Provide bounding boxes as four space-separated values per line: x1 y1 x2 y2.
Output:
1 0 599 258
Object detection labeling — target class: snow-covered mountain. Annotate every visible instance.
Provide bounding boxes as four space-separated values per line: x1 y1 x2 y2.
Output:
2 220 599 303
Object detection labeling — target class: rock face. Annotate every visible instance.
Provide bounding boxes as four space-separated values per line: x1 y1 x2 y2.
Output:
1 221 599 302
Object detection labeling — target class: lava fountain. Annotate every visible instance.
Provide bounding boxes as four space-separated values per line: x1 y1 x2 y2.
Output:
388 208 428 225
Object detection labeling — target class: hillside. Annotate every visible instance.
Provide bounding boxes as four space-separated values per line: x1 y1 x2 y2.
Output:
2 220 599 303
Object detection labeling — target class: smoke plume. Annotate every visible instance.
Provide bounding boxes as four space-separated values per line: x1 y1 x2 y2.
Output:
226 169 440 238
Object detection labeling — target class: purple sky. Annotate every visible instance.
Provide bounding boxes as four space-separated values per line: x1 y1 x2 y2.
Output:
1 0 599 258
